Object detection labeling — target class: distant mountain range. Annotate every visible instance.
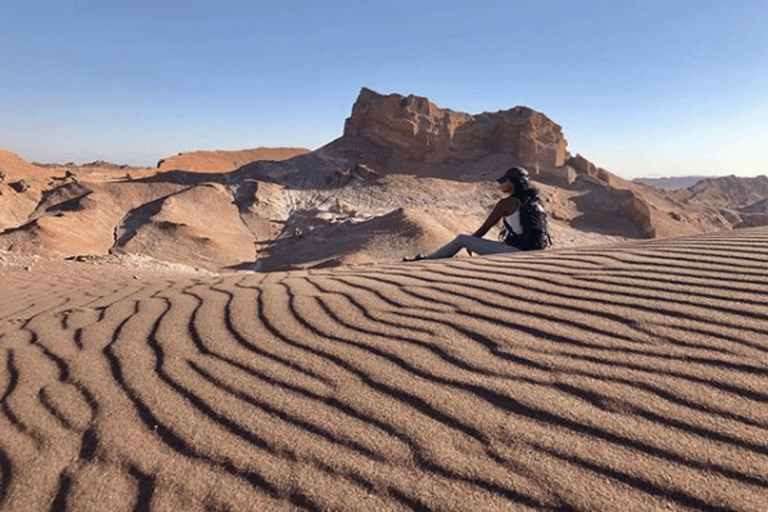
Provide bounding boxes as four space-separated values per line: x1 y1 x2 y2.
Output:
632 176 714 190
634 174 768 211
675 175 768 210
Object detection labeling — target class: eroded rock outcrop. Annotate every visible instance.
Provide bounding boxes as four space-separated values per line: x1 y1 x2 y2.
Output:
566 154 615 184
618 190 656 238
342 88 568 171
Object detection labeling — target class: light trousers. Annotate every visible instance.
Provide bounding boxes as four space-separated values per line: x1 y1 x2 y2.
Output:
426 234 520 260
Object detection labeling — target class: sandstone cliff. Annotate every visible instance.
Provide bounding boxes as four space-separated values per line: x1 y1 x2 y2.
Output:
324 88 719 240
337 87 567 176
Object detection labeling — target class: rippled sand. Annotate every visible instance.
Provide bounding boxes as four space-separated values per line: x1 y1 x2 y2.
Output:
2 228 768 511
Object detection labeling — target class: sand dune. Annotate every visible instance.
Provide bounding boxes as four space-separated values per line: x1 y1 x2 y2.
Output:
156 148 311 173
1 228 768 511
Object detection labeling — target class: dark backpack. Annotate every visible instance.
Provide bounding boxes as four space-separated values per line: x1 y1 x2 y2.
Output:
504 197 552 250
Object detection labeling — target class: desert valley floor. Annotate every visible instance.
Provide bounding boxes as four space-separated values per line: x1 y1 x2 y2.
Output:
1 227 768 511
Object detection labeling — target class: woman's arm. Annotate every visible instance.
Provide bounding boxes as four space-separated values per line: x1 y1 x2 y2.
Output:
472 197 518 238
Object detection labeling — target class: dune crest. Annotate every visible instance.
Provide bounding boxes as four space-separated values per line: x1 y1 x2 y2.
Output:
156 147 311 173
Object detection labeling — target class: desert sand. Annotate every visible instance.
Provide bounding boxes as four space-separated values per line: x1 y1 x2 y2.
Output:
2 226 767 511
3 88 768 511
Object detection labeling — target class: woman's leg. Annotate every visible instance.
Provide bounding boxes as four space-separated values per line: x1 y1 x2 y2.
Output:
426 234 519 260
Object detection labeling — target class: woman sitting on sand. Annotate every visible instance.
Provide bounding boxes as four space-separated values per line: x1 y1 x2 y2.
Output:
404 166 550 261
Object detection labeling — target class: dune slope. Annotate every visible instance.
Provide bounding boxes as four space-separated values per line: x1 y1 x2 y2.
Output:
1 228 767 511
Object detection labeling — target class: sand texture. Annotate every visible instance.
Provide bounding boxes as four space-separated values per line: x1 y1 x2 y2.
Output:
1 227 768 511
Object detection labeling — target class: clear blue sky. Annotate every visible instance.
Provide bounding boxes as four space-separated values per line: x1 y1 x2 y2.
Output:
2 0 766 178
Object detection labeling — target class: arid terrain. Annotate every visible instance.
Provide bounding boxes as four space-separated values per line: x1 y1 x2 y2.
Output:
3 88 766 273
2 88 768 511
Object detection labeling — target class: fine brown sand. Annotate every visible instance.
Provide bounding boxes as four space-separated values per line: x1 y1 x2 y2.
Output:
1 228 768 511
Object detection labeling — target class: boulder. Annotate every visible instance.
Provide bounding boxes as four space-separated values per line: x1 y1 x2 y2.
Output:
548 165 577 184
355 163 379 180
618 191 656 238
9 180 30 193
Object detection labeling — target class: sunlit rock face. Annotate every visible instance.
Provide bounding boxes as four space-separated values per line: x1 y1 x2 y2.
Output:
343 87 567 170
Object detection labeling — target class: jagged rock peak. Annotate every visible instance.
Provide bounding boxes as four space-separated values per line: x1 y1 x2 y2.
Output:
342 87 568 170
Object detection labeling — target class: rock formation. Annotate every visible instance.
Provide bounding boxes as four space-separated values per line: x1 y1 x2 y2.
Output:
341 87 568 173
566 154 615 185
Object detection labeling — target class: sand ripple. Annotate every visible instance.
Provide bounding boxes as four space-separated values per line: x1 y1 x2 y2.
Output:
2 228 768 511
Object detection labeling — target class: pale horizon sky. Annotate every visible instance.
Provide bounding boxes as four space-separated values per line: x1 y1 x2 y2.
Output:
2 0 766 179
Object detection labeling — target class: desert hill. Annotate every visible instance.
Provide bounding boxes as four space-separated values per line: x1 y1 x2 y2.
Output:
2 88 766 271
156 147 311 173
670 175 768 229
1 149 50 229
633 173 768 229
672 174 768 209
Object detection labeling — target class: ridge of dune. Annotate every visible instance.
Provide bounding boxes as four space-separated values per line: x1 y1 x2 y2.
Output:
0 149 44 178
1 227 767 511
156 147 311 172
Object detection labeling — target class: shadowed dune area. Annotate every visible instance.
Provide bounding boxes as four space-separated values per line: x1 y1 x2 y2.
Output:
1 227 768 511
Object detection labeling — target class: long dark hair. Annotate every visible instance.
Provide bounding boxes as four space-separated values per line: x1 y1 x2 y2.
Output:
505 167 540 204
